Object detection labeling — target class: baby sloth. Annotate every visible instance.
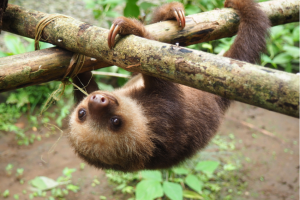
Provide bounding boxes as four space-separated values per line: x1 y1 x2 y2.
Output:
68 0 270 172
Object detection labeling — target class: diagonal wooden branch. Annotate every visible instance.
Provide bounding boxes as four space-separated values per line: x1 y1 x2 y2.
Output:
1 44 299 118
0 1 299 118
3 1 299 46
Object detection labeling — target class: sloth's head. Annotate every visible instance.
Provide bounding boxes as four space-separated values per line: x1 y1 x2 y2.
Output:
68 91 154 172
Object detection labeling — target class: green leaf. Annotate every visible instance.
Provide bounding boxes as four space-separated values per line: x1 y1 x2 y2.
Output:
195 161 220 177
92 9 102 19
39 42 55 50
293 26 299 42
6 93 18 104
139 2 156 10
84 0 96 8
62 167 76 178
282 36 294 45
183 190 203 199
136 180 163 200
0 51 8 57
124 2 140 18
261 54 273 65
5 164 14 171
172 167 189 175
223 164 237 171
185 4 200 15
272 53 293 64
4 34 26 55
283 62 292 73
202 43 212 50
98 66 118 73
283 46 300 58
2 189 9 197
30 176 60 191
185 174 203 193
140 170 162 182
17 91 30 108
163 181 183 200
99 0 124 4
118 67 131 75
105 11 120 18
270 26 285 39
66 184 80 192
14 194 19 199
97 82 114 91
51 188 63 197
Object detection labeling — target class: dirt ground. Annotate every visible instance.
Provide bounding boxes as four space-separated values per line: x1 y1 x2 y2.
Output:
0 102 298 200
221 102 299 200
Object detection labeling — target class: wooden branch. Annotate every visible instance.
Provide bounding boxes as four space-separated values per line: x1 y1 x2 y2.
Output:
0 1 299 118
3 1 299 46
0 47 112 91
149 0 300 45
0 39 298 118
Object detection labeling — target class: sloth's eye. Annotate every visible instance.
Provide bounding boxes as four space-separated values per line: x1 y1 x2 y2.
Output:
110 117 122 129
78 108 86 121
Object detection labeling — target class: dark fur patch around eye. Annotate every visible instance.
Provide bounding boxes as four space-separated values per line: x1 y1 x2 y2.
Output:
78 108 87 121
110 116 122 131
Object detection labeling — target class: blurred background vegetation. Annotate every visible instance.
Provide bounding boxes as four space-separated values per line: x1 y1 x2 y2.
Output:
0 0 299 199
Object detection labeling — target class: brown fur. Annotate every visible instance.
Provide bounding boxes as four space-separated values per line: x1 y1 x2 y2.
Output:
68 0 270 172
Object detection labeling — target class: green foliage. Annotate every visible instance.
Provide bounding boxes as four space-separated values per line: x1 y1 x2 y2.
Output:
5 164 14 175
28 167 79 199
262 24 299 72
93 66 131 90
83 0 126 27
185 174 203 193
195 161 220 178
124 0 140 18
16 168 24 177
140 170 162 181
136 179 163 200
13 194 19 200
163 181 183 200
106 158 240 199
30 176 61 191
105 134 245 200
2 189 10 198
2 33 53 57
172 167 189 175
0 34 72 144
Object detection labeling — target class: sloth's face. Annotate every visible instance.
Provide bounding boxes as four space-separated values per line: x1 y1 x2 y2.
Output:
68 91 154 171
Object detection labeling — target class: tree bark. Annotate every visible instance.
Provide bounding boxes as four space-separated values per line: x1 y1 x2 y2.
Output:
3 1 299 46
0 42 298 118
0 47 112 92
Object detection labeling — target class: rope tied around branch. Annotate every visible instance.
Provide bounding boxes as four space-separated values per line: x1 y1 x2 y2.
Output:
35 14 70 50
34 14 88 113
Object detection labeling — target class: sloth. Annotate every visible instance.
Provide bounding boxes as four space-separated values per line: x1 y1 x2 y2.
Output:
68 0 270 172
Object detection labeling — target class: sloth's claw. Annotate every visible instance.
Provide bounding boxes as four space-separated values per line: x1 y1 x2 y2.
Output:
108 23 121 49
173 9 185 29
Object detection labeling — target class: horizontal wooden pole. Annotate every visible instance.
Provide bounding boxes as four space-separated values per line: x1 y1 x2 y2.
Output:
0 42 298 118
0 47 111 92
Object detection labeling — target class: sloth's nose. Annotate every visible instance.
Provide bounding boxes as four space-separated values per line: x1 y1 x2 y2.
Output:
88 94 109 115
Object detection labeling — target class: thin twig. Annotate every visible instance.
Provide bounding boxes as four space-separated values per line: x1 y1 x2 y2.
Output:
92 71 131 78
226 116 282 142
